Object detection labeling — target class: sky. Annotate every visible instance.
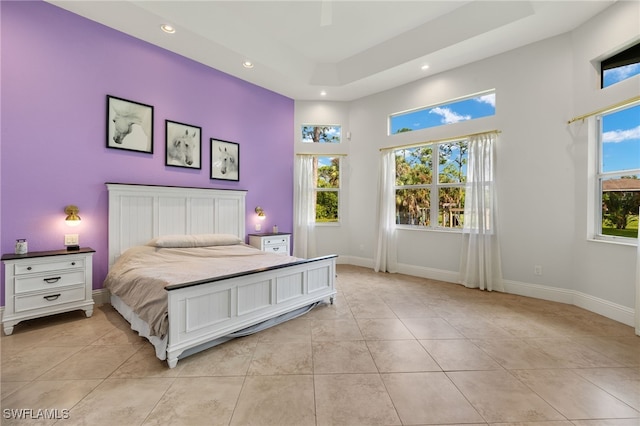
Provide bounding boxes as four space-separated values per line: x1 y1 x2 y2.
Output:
602 103 640 174
389 92 496 134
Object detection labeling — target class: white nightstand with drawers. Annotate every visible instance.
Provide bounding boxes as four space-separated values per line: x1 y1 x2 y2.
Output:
2 247 95 335
248 233 291 255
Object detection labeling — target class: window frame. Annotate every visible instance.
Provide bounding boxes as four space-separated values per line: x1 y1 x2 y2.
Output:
313 155 341 225
591 100 640 243
601 42 640 89
394 139 468 232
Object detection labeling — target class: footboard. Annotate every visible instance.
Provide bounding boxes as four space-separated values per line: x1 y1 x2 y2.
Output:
164 255 337 367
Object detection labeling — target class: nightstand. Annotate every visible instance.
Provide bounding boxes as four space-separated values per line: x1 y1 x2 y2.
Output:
2 247 95 335
248 233 291 255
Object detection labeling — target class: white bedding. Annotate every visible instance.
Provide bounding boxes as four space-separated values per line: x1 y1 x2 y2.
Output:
104 243 300 337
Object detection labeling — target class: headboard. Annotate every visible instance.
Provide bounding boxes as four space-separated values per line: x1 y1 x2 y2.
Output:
106 183 246 268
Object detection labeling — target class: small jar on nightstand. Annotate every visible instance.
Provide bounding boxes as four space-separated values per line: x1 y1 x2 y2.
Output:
1 247 95 335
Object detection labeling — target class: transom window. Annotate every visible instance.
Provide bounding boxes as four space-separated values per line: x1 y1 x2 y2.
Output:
389 90 495 135
395 140 468 229
314 156 340 223
596 101 640 240
601 42 640 88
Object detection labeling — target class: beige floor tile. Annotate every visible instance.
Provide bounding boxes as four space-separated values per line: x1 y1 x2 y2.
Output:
347 299 397 319
401 317 465 339
447 370 565 423
1 379 102 425
385 300 440 318
382 371 484 424
420 339 502 371
574 367 640 411
315 373 401 426
90 325 147 346
525 338 624 368
311 318 363 341
178 337 257 377
248 341 312 375
108 344 183 378
230 375 315 426
472 338 564 369
255 316 311 343
356 318 414 340
0 381 28 400
37 344 139 380
570 336 640 366
367 339 441 372
143 376 244 425
571 420 640 426
64 378 174 426
443 316 517 339
512 369 639 420
313 340 378 374
304 297 354 320
1 346 83 382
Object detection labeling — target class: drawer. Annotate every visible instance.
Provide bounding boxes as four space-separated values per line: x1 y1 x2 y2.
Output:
263 237 289 245
264 244 288 255
15 271 86 294
14 258 84 275
15 286 85 312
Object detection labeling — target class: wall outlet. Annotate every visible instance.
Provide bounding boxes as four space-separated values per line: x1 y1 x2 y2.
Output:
534 265 543 276
64 234 79 246
255 223 261 232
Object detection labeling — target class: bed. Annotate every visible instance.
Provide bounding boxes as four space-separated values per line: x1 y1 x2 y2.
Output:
105 183 337 368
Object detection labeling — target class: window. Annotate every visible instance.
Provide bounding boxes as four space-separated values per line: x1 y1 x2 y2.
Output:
596 102 640 240
601 42 640 88
302 125 341 143
389 90 495 135
395 140 468 229
315 156 340 223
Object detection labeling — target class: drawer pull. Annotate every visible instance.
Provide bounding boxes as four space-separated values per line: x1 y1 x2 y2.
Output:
43 277 62 284
272 247 280 251
43 294 61 301
71 262 76 266
27 267 32 271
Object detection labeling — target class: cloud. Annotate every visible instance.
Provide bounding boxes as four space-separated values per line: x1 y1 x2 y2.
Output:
605 63 640 81
602 125 640 143
475 93 496 107
429 107 471 124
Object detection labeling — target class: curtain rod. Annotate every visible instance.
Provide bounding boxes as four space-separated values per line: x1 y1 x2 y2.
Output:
380 129 501 152
568 95 640 124
296 153 348 156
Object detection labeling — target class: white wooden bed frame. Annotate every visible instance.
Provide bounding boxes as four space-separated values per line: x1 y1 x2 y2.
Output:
107 183 336 368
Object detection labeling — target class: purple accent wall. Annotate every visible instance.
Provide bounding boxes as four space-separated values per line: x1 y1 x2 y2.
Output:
0 1 294 306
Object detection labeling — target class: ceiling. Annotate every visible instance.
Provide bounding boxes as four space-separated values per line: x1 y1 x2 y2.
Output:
46 0 616 101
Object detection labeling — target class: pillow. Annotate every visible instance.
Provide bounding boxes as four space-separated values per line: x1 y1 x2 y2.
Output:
148 233 242 248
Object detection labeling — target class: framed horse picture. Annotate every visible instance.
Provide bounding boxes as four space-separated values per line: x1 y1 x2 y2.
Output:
106 95 154 153
210 139 239 181
165 120 202 169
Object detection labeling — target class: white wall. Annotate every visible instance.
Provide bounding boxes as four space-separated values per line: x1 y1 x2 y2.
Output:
295 0 639 324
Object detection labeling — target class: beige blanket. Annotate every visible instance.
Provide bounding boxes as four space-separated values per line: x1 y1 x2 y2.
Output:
104 244 300 337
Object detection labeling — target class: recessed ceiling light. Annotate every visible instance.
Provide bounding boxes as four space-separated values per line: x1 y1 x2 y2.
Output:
160 24 176 34
242 61 254 69
421 64 430 71
320 90 327 96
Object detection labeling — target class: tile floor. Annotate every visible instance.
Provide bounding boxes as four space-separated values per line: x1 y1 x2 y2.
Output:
1 264 639 425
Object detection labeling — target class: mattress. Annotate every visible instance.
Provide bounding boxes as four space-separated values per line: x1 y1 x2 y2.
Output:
104 242 300 337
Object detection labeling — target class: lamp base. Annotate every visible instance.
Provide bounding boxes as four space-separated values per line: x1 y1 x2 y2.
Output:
66 245 80 251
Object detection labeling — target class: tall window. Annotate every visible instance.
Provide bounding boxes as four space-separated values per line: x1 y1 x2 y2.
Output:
596 102 640 240
315 156 340 223
395 140 468 229
389 90 495 135
601 42 640 88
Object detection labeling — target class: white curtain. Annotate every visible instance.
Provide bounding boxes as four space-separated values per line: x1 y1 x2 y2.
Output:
459 132 503 291
374 150 398 272
293 155 316 258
